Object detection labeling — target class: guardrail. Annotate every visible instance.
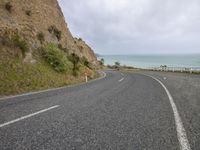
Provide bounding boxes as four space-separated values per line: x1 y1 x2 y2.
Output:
147 66 200 74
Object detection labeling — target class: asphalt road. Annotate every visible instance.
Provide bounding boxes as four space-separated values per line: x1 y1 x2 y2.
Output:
0 70 199 150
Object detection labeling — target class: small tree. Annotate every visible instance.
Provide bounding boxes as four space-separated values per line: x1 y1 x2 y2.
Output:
68 53 80 76
81 56 90 68
115 61 120 70
100 58 104 66
160 65 167 71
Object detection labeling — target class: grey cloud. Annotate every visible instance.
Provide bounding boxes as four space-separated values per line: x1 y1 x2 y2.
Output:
59 0 200 54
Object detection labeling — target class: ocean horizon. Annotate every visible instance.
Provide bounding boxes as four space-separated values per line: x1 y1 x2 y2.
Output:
98 54 200 69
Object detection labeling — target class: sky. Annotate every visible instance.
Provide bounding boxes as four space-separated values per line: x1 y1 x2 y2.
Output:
59 0 200 55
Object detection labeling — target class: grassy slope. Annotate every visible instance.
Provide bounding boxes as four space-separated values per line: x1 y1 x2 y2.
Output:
0 46 97 96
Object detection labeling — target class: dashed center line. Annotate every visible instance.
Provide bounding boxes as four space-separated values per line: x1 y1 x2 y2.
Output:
0 105 60 128
118 78 124 82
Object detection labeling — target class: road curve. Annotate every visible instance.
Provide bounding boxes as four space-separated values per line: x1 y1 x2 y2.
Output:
0 71 198 149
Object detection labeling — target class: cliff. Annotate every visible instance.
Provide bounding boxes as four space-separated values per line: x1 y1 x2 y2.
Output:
0 0 99 96
0 0 97 64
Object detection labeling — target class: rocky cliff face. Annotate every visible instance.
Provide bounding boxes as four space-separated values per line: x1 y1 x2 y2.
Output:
0 0 97 64
74 38 98 65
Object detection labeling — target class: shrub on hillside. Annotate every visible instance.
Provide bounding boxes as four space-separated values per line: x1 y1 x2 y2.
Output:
12 34 29 57
0 32 29 57
68 53 80 76
58 44 68 53
5 2 12 13
25 10 31 16
48 25 54 33
37 32 45 44
48 25 61 41
99 58 104 66
42 44 72 72
81 56 91 68
54 30 61 41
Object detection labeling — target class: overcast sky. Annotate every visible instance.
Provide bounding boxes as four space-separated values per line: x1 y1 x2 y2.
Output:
59 0 200 55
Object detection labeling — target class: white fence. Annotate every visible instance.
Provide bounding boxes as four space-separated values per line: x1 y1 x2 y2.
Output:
147 66 200 73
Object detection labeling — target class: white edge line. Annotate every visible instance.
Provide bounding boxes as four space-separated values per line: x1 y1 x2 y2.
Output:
141 74 191 150
0 105 60 128
118 77 124 82
0 71 106 101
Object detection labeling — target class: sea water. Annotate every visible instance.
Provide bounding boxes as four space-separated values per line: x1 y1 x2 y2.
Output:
98 54 200 69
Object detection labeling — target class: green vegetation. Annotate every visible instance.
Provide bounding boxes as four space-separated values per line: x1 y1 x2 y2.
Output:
160 65 168 71
115 61 120 66
81 56 90 68
0 57 82 96
48 25 55 33
41 43 72 73
0 11 98 96
115 61 120 70
106 64 138 72
37 32 45 44
25 10 31 16
106 61 121 70
99 58 104 66
0 31 97 96
68 53 80 76
160 65 167 68
0 33 29 57
121 65 137 70
5 2 12 13
58 44 68 53
193 71 200 74
0 44 97 96
12 34 29 57
48 25 61 41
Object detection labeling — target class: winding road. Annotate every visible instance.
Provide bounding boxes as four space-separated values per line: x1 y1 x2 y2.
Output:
0 71 200 150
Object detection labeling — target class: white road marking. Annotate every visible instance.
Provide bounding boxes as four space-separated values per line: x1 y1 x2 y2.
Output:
145 75 191 150
0 105 60 128
118 78 124 82
101 71 107 79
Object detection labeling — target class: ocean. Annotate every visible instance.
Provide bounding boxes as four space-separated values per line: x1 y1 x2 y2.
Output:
98 54 200 69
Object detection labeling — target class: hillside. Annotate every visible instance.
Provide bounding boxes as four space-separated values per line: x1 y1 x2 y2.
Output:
0 0 99 96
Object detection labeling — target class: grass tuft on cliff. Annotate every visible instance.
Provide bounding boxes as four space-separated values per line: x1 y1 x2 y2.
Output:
1 33 29 58
12 34 29 57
